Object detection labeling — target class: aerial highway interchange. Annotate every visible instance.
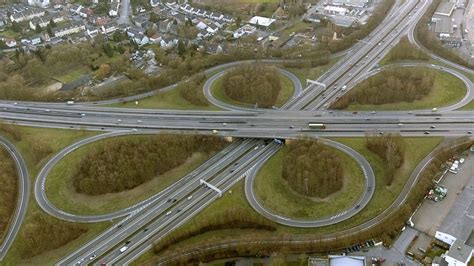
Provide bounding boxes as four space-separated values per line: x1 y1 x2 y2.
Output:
0 0 473 264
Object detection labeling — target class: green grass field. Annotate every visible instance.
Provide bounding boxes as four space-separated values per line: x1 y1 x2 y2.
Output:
53 66 90 84
0 125 113 265
254 146 364 219
284 57 340 86
458 100 474 110
211 71 295 108
45 135 220 215
143 137 441 262
107 88 220 110
345 68 466 111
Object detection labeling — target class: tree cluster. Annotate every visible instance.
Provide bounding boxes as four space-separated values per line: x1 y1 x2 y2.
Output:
332 68 435 109
282 139 344 198
0 147 17 243
385 37 429 62
365 134 405 186
177 74 209 106
72 134 227 195
0 41 130 101
222 64 282 108
415 0 473 69
19 210 87 258
153 207 276 254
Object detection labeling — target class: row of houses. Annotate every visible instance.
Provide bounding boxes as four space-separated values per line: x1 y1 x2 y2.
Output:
10 7 45 23
29 13 64 30
178 4 233 23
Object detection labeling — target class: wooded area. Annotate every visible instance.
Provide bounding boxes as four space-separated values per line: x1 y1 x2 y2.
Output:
365 134 405 186
177 74 209 106
153 206 276 254
332 68 435 109
384 37 429 63
0 147 17 243
72 134 227 195
222 64 282 108
282 139 344 198
18 209 87 259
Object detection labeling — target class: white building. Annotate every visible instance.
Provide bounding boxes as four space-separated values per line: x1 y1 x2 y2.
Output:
249 16 275 28
445 239 473 266
233 24 256 38
53 22 85 37
10 9 45 23
324 5 347 15
28 0 49 8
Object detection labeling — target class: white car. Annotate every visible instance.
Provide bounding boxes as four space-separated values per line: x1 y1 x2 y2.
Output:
166 211 172 216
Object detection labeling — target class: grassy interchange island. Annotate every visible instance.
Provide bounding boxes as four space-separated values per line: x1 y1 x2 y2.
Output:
212 64 295 108
331 67 466 111
45 134 228 215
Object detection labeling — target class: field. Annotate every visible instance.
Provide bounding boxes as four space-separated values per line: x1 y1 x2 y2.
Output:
0 125 114 265
458 100 474 110
211 71 295 108
107 88 220 110
283 57 340 86
254 146 365 219
45 135 220 215
344 69 466 111
143 137 441 262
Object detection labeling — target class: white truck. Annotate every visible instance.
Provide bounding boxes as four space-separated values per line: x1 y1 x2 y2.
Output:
66 101 75 105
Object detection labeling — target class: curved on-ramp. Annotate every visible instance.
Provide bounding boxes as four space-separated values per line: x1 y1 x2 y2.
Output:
0 136 29 261
245 138 375 228
34 130 206 223
203 66 303 112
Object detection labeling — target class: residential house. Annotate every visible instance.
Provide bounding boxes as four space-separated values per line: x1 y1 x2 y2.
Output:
134 15 148 28
160 36 177 49
10 8 45 23
149 33 161 43
5 38 17 47
126 25 145 38
29 13 65 30
133 33 149 46
233 24 256 38
101 21 118 34
53 21 85 37
86 25 99 38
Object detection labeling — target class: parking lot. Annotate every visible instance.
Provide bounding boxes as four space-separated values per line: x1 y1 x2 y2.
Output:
412 153 473 236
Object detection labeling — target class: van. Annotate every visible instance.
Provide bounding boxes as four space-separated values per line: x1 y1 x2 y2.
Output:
119 246 128 253
66 101 75 105
342 85 347 91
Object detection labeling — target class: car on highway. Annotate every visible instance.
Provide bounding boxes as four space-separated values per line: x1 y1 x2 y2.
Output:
89 254 96 260
430 125 436 129
166 211 172 216
116 119 122 123
468 131 472 134
119 246 128 253
187 196 193 200
137 120 142 123
212 129 219 134
424 131 430 134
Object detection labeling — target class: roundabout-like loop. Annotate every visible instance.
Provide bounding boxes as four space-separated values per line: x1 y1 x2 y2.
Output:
245 138 375 228
203 66 303 112
34 130 206 223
